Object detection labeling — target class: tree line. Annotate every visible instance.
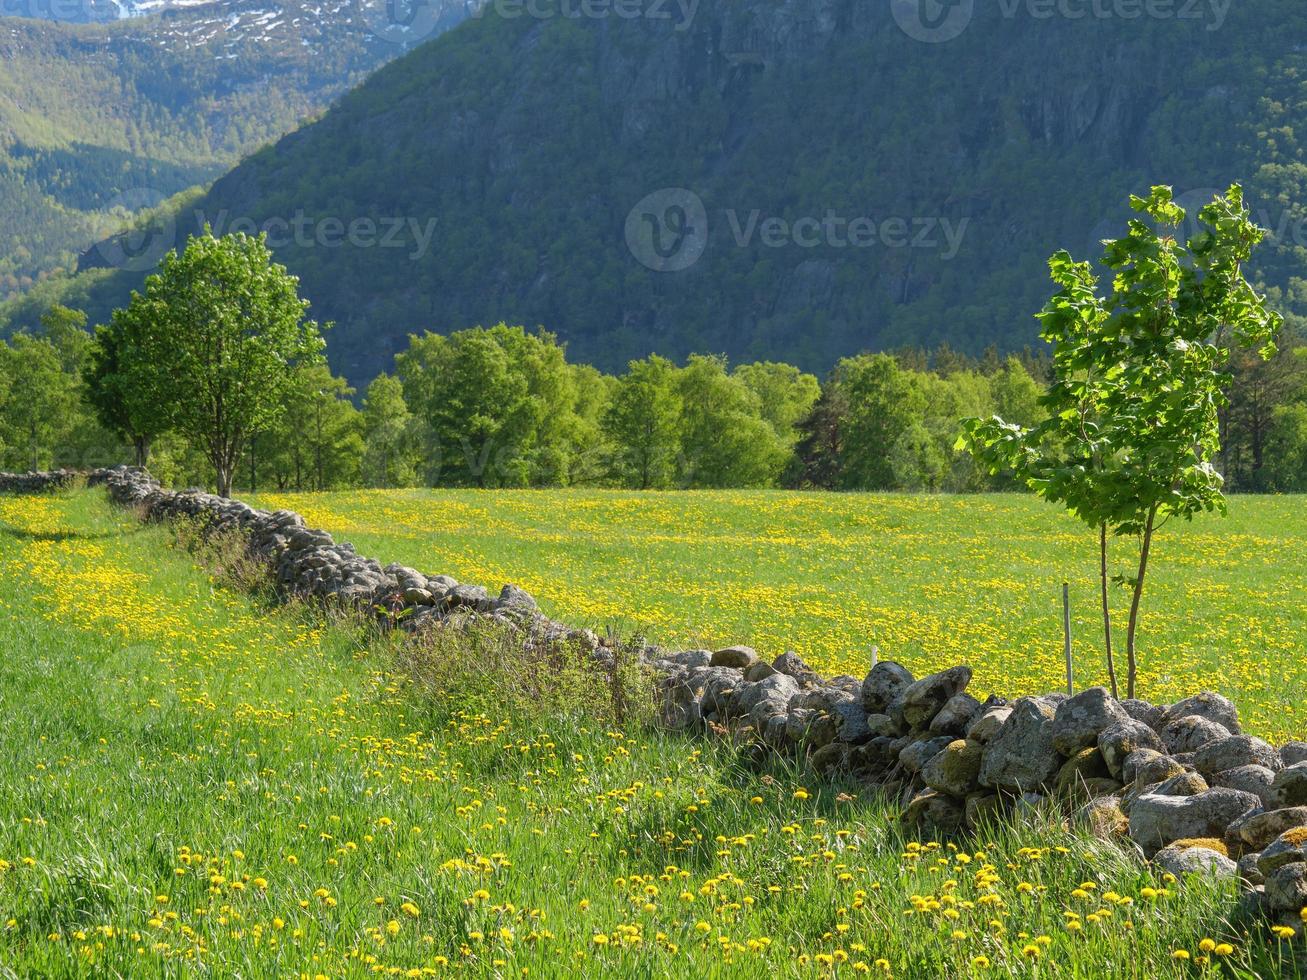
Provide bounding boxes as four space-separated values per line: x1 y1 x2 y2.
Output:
2 227 1306 496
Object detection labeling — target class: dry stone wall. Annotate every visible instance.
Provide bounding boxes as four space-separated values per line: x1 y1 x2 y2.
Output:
5 466 1306 936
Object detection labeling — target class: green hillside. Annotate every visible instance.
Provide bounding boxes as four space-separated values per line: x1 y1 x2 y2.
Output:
0 0 468 298
13 0 1307 384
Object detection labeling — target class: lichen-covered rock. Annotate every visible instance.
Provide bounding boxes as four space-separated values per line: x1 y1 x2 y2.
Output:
1162 691 1241 735
1155 844 1237 879
1161 715 1231 755
665 649 713 669
1281 741 1307 767
772 651 820 686
1075 795 1128 836
1231 807 1307 851
1257 827 1307 877
810 742 848 777
1128 787 1261 854
1121 698 1165 732
1193 735 1282 777
965 704 1012 745
865 713 902 738
903 789 965 830
1212 765 1276 805
1053 687 1130 756
929 692 983 736
1152 771 1209 797
1269 762 1307 808
979 697 1059 792
922 739 984 798
860 661 914 714
897 666 972 730
1053 748 1111 796
731 672 800 718
965 791 1005 828
1123 749 1183 786
899 734 955 774
711 646 759 669
1098 720 1166 778
743 661 777 682
832 700 873 745
1263 862 1307 912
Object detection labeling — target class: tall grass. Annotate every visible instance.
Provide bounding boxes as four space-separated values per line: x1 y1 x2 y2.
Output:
0 490 1300 977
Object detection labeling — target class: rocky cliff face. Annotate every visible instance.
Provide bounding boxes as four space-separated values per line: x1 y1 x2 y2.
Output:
69 0 1306 383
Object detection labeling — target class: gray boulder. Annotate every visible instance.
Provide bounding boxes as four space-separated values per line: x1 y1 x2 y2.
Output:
897 666 973 730
930 692 983 736
861 661 914 714
1161 691 1241 735
743 661 777 682
1212 765 1276 805
1281 741 1307 767
1052 687 1130 756
1270 762 1307 808
1122 749 1183 786
664 650 712 669
1257 827 1307 877
1161 715 1231 755
1151 771 1209 797
1128 787 1261 854
899 735 955 774
772 651 819 685
1155 844 1238 879
731 672 800 718
832 700 873 745
1264 862 1307 912
710 646 759 669
1231 807 1307 851
1098 719 1166 778
979 697 1060 792
1121 698 1165 732
1192 734 1282 777
922 739 984 798
965 704 1012 745
496 583 538 613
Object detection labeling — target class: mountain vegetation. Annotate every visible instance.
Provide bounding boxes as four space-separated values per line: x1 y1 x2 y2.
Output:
0 0 467 299
13 0 1307 386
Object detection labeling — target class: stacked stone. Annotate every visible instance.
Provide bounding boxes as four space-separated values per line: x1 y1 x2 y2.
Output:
0 469 85 493
95 466 599 651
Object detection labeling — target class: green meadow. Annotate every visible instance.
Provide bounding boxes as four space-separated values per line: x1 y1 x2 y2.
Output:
0 489 1300 976
254 489 1307 743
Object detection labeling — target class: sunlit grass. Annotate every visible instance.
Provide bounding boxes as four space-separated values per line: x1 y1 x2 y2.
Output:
252 489 1304 742
0 491 1300 977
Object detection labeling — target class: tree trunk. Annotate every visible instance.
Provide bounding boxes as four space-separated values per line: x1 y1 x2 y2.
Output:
1099 522 1118 699
215 461 232 498
133 435 150 468
1124 505 1159 700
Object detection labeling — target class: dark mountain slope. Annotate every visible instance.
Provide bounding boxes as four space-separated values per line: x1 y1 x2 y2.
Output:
24 0 1307 382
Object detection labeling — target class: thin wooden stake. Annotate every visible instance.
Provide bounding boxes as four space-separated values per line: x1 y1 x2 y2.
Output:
870 645 879 669
1063 582 1074 695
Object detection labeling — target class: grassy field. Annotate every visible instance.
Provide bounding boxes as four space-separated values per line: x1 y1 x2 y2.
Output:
0 489 1301 977
252 489 1306 743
